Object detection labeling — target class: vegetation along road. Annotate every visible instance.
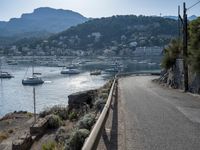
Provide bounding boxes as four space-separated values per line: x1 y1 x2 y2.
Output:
119 76 200 150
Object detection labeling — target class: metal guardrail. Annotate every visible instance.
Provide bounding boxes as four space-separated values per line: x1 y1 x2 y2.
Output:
82 71 159 150
82 78 117 150
117 71 161 77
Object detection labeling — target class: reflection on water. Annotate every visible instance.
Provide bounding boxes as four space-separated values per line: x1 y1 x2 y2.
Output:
0 56 161 117
0 66 110 117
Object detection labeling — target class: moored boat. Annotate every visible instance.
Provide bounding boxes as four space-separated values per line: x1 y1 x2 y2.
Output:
0 72 13 78
22 76 44 85
22 58 44 85
61 68 80 74
90 70 101 75
0 58 14 78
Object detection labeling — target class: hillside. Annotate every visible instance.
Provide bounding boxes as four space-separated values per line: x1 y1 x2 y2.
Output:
163 15 198 21
2 15 178 56
0 7 88 37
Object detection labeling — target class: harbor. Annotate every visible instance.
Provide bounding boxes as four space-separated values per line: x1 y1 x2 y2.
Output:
0 56 161 117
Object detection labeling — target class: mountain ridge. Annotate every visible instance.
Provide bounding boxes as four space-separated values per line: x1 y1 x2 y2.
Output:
5 15 178 56
163 15 198 21
0 7 88 37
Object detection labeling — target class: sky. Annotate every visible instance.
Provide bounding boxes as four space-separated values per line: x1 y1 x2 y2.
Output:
0 0 200 21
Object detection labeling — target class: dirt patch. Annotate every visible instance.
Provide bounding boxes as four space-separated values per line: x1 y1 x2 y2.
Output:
0 112 35 150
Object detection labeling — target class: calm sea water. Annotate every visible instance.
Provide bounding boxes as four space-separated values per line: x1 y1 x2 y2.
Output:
0 66 111 117
0 57 161 117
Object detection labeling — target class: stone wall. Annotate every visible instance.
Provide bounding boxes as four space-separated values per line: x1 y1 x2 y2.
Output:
174 59 184 89
158 58 200 94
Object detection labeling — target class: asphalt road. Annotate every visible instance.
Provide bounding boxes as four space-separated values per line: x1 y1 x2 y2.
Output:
119 76 200 150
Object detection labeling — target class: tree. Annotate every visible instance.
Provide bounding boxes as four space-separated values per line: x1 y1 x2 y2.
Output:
161 38 182 69
189 17 200 73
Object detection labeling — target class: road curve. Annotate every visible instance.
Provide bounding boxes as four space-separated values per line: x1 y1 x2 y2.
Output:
119 76 200 150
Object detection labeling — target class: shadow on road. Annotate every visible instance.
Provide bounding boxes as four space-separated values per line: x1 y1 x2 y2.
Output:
101 87 118 150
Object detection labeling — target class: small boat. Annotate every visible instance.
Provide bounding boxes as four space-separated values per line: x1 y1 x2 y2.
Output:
0 71 13 78
148 62 157 65
66 64 78 69
105 68 119 73
138 60 148 64
22 76 44 85
61 68 80 74
0 59 14 78
7 60 18 65
90 70 101 75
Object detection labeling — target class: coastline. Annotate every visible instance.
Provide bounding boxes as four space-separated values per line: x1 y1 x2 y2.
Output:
0 80 113 149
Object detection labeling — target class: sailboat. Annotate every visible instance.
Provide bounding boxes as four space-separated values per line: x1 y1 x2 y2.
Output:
0 58 13 78
22 59 44 85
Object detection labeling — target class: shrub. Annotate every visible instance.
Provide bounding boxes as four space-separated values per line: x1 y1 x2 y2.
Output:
100 88 109 94
55 127 70 143
47 115 62 129
77 113 95 130
189 17 200 73
8 129 14 134
161 38 182 69
94 98 106 112
100 93 109 100
68 111 78 121
42 141 64 150
27 112 33 117
68 129 90 150
40 105 68 120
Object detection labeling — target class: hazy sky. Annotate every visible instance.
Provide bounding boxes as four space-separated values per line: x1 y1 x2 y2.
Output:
0 0 200 21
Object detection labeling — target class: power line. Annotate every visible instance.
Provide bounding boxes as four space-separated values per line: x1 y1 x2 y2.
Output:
187 0 200 11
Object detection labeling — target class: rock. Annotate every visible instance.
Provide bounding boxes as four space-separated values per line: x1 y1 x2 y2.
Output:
30 118 48 139
68 90 97 109
189 73 200 94
12 132 32 150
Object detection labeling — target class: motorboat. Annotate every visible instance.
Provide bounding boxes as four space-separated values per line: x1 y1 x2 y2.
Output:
90 70 101 75
0 58 14 78
61 68 80 74
0 71 13 78
105 68 119 73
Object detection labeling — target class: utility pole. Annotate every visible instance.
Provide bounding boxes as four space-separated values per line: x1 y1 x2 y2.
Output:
183 2 189 92
178 5 181 39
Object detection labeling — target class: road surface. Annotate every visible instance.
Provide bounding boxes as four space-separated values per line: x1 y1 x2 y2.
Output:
119 76 200 150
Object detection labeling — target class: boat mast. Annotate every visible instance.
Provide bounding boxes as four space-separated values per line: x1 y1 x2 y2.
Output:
0 58 1 73
33 87 36 123
32 52 34 77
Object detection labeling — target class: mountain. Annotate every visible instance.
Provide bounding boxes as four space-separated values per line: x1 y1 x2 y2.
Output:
163 15 198 21
7 15 178 56
0 7 88 37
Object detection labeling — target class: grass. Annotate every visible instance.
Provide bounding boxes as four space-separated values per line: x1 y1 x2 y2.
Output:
42 141 64 150
0 132 9 142
40 105 68 120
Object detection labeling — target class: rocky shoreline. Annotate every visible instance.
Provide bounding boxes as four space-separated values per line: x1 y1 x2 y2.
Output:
0 80 113 150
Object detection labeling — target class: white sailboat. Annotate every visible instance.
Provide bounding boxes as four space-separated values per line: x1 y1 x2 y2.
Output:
22 59 44 85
